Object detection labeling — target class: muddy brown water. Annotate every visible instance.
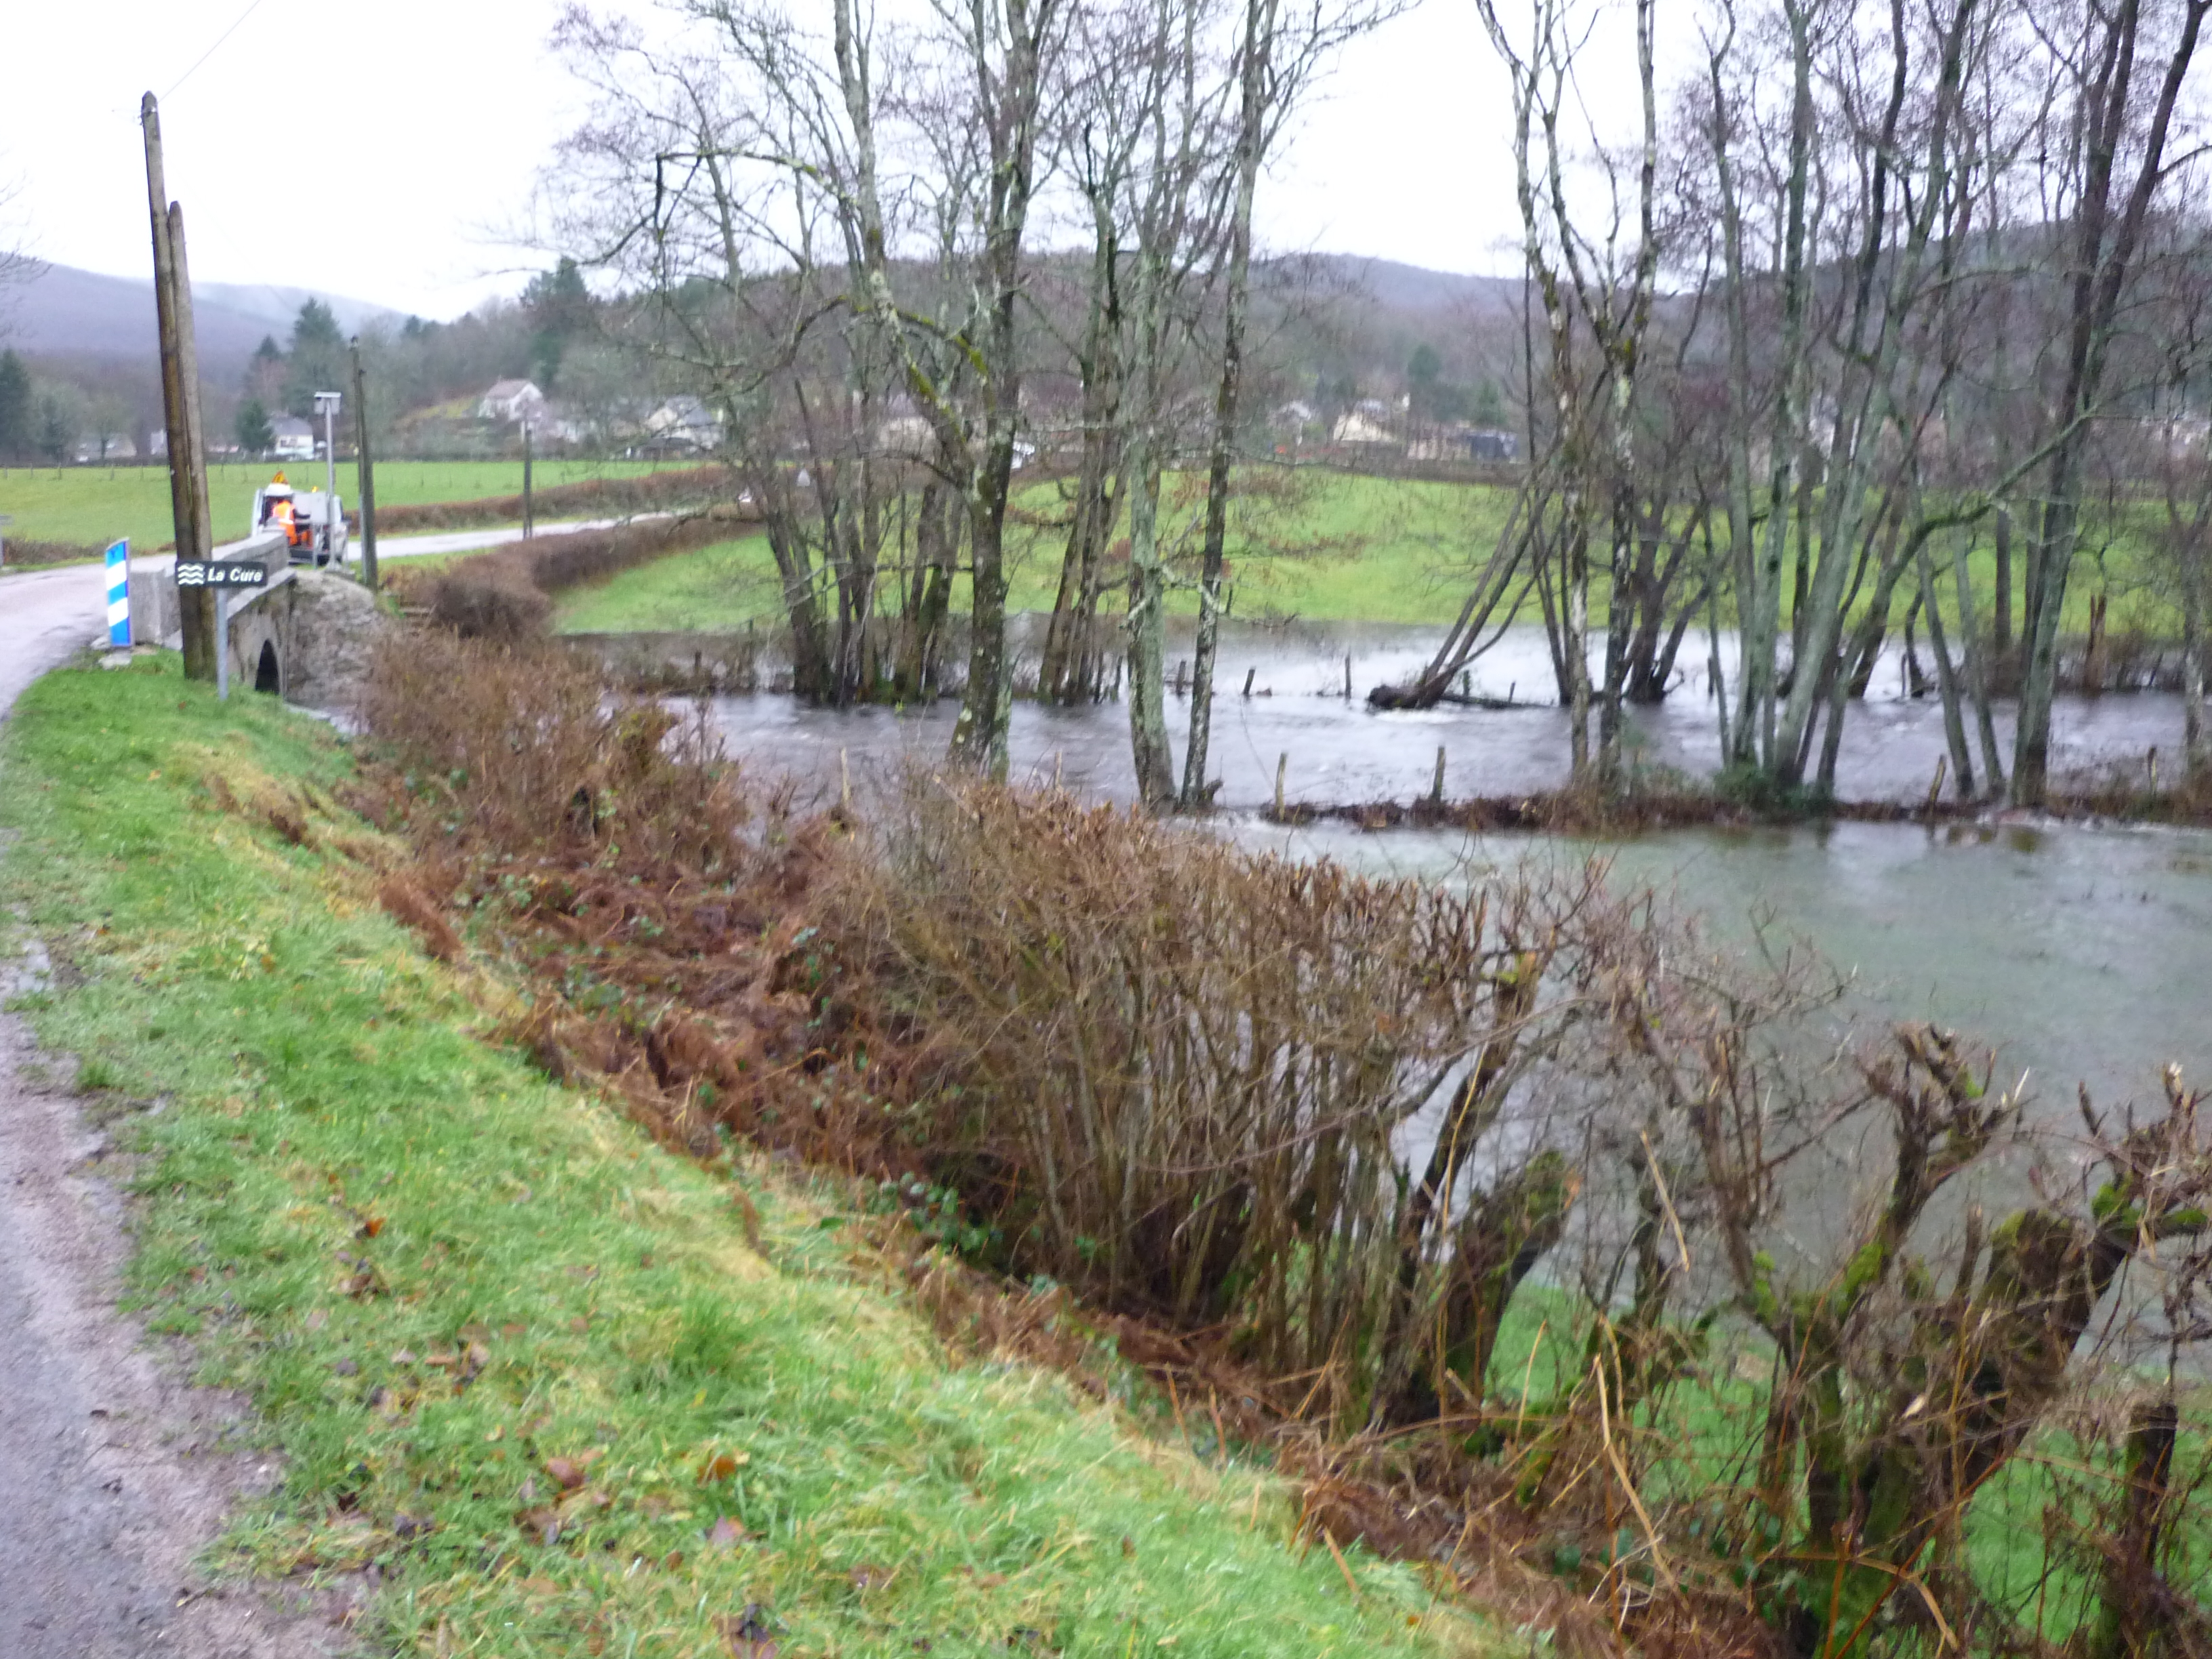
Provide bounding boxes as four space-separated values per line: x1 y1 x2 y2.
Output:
1256 815 2212 1133
708 619 2210 1120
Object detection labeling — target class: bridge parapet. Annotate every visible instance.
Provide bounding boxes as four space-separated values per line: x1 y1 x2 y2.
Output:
216 531 291 583
224 560 389 710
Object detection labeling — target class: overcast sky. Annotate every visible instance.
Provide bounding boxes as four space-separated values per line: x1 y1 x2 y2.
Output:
0 0 1538 321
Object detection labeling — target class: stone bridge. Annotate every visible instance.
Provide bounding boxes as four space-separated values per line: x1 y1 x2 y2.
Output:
134 533 387 710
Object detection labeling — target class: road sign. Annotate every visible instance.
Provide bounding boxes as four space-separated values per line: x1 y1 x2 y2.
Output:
175 560 268 589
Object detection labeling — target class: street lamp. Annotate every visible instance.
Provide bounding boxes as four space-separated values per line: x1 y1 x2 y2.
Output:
313 391 342 500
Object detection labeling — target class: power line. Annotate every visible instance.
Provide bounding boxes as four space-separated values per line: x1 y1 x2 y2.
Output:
161 0 270 100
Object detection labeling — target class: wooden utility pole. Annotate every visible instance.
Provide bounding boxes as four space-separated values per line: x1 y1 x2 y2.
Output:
349 339 379 591
141 94 216 680
169 203 218 674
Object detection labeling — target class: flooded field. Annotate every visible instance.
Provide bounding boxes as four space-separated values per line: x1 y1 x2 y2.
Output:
1254 815 2212 1129
706 619 2184 810
704 615 2208 1120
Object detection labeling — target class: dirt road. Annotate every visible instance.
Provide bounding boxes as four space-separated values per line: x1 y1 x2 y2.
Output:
0 565 344 1656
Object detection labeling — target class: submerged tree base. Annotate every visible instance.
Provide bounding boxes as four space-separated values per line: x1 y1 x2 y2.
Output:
1259 766 2212 835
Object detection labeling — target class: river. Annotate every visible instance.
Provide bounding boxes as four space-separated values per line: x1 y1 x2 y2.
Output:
705 618 2185 808
706 618 2210 1117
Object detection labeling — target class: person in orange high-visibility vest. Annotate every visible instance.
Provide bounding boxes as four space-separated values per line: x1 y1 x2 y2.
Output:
261 474 307 550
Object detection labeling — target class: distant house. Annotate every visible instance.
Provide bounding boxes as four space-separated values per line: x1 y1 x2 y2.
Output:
477 379 548 426
72 434 137 464
876 413 935 457
1270 400 1317 432
645 396 722 451
1331 408 1397 446
537 403 587 445
2155 413 2210 456
270 416 316 461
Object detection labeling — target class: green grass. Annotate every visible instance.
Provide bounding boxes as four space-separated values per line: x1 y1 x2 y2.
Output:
548 470 2179 634
554 537 783 633
549 477 1517 633
1486 1290 2211 1643
0 654 1492 1658
0 460 682 555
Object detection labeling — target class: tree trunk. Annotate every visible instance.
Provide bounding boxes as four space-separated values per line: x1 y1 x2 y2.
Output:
2185 550 2206 778
764 509 834 703
895 481 956 701
1042 205 1123 706
1125 434 1174 808
1182 0 1269 810
953 472 1016 779
1917 538 1975 798
1952 530 2007 792
1992 506 2013 658
2083 590 2110 694
1817 536 1918 793
1734 0 1816 770
2014 0 2210 804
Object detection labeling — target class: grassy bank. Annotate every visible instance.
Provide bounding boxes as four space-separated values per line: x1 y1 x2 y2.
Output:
0 656 1488 1658
548 470 2177 634
0 460 683 554
552 535 781 632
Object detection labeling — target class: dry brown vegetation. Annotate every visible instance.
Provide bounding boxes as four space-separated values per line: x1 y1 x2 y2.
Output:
354 464 739 535
352 628 2212 1659
401 510 753 642
0 537 106 568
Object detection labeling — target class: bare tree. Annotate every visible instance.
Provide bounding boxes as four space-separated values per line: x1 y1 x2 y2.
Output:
1475 0 1598 777
544 1 1064 762
1119 0 1234 808
1177 0 1408 807
546 8 865 701
1036 7 1149 708
2013 0 2212 804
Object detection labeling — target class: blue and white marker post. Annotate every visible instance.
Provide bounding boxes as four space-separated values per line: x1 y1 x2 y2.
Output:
104 540 132 649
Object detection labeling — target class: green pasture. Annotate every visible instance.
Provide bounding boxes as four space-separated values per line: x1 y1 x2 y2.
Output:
12 457 2186 638
550 470 2181 636
550 476 1517 632
0 459 682 554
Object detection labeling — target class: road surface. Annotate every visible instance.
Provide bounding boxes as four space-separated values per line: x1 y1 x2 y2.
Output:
0 514 628 688
367 514 653 559
0 561 346 1654
0 562 115 718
